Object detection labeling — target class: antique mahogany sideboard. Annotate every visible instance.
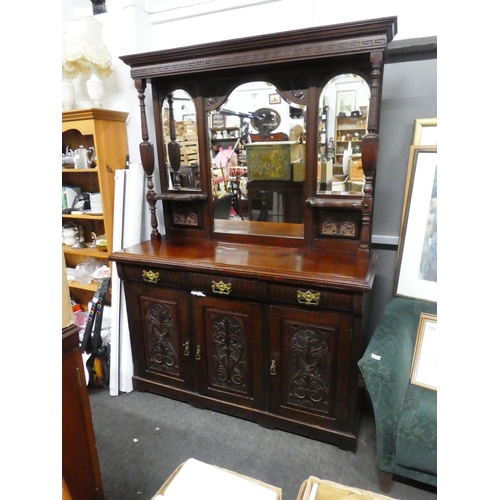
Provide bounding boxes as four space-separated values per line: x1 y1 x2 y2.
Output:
111 17 397 451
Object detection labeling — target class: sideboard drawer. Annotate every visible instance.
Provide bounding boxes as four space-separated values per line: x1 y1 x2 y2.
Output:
190 273 267 301
268 283 355 312
118 264 187 288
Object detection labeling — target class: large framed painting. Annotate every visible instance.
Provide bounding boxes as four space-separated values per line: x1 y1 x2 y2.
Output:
394 146 437 302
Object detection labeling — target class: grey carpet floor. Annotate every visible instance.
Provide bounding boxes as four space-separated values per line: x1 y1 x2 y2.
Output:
88 388 437 500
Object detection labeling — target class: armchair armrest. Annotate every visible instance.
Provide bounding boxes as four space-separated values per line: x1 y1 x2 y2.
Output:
358 297 436 470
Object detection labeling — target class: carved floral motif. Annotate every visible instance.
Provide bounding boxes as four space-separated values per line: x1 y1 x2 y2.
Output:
210 314 247 392
145 301 179 375
287 326 330 412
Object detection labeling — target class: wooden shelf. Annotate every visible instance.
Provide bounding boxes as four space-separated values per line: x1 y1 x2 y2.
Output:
62 213 104 221
62 168 98 173
62 245 110 258
62 108 128 307
68 281 113 294
68 281 98 293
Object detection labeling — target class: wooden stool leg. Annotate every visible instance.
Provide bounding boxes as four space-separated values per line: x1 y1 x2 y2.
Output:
379 470 393 493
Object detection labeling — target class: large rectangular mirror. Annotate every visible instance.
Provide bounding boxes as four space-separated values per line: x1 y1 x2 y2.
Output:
208 81 306 235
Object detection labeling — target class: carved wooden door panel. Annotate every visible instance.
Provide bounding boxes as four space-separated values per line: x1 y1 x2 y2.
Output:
269 305 354 432
124 283 194 391
192 296 264 410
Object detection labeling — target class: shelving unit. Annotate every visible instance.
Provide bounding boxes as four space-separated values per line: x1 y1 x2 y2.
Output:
334 114 366 163
62 108 128 309
319 106 329 157
210 127 240 155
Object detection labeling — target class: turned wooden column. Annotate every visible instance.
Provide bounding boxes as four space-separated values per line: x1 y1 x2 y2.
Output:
360 50 384 250
135 78 161 240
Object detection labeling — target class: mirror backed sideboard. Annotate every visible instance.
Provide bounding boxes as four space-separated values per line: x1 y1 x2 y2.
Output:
111 16 397 451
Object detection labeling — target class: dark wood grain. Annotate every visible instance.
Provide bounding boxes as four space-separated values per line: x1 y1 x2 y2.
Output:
113 17 396 451
62 325 104 500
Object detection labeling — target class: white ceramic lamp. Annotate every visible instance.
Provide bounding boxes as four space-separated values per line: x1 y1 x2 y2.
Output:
62 16 113 108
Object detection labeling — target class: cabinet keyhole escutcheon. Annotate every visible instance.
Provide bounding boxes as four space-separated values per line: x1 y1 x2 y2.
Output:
195 345 202 360
183 341 190 356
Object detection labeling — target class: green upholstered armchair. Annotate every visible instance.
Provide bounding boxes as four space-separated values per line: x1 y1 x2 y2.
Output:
358 297 437 493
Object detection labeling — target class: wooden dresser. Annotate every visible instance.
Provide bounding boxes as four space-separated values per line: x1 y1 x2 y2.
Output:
111 17 397 451
62 325 104 500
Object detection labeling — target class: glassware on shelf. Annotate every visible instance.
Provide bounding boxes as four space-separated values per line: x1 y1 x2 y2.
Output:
74 258 99 285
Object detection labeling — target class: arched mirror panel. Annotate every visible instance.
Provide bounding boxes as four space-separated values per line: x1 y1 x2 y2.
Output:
208 81 306 231
317 74 370 195
162 89 201 190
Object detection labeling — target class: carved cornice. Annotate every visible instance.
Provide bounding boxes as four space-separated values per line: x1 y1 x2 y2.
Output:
120 17 397 80
126 35 389 79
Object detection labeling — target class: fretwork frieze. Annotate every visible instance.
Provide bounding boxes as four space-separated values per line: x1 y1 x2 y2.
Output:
130 36 387 79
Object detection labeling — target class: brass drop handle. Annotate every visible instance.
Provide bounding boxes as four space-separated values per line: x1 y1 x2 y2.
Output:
182 341 190 357
212 280 232 295
143 269 160 284
270 359 277 376
297 290 321 306
195 345 202 360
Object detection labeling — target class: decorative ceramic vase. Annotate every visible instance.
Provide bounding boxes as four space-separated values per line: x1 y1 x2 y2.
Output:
63 227 77 246
62 77 75 110
86 72 105 108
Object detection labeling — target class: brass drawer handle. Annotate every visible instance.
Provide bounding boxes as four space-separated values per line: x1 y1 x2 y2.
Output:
297 290 321 306
212 280 232 295
143 270 160 284
270 360 277 376
182 341 190 357
195 345 201 360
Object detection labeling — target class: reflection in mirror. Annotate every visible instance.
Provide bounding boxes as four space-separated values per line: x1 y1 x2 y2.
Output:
162 89 200 190
208 81 306 228
317 74 370 195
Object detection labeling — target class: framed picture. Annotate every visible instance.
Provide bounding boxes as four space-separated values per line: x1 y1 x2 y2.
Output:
394 146 437 302
410 313 437 391
336 90 356 115
269 93 281 105
412 118 437 146
182 114 195 122
211 112 225 129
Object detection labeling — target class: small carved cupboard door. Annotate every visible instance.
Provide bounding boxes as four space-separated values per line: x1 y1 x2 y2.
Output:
269 305 354 433
192 296 265 410
125 283 194 391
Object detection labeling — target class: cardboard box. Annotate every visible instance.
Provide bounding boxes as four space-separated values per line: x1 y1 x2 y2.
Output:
320 158 333 184
296 476 398 500
349 154 364 181
152 459 282 500
246 141 303 181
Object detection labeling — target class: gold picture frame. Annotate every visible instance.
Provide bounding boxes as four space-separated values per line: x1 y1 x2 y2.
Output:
412 118 437 146
410 313 437 391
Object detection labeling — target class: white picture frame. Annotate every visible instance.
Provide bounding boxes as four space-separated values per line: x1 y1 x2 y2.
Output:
394 146 437 302
336 90 356 115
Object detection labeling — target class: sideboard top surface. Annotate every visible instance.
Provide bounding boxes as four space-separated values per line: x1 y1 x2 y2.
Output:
110 238 377 292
